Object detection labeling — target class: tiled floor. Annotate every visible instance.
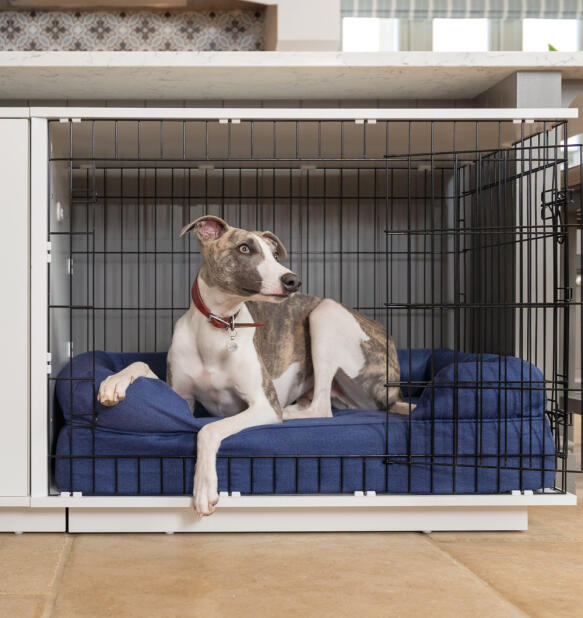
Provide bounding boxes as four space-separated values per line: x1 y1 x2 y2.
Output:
1 488 582 618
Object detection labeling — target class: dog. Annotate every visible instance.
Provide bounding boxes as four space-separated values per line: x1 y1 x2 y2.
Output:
97 215 411 516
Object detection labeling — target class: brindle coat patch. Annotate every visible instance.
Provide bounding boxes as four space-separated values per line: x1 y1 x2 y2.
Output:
347 309 401 409
247 293 321 382
258 357 283 418
199 229 267 297
248 294 403 413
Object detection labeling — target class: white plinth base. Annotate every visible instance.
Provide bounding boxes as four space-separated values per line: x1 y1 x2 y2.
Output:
1 493 576 533
68 505 529 533
0 508 66 532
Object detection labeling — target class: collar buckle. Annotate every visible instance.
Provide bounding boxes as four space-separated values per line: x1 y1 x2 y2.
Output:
208 313 232 329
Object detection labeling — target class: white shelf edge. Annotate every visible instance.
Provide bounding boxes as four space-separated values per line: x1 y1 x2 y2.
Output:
29 492 577 509
28 107 578 121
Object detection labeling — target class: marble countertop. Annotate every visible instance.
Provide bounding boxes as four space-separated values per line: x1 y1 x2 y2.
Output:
1 51 583 101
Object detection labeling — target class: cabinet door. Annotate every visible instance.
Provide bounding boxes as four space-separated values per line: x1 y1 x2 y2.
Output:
0 119 29 496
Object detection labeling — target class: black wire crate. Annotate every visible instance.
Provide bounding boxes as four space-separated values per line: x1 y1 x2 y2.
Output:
47 117 582 498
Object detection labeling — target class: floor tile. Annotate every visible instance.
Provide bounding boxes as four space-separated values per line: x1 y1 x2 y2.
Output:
0 533 68 595
0 594 47 618
432 539 583 618
52 532 525 618
526 486 583 539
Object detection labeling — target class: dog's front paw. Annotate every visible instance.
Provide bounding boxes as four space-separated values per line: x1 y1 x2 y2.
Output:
97 373 134 407
193 474 219 517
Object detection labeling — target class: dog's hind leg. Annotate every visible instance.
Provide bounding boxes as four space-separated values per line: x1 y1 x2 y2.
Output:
282 298 413 419
283 299 376 420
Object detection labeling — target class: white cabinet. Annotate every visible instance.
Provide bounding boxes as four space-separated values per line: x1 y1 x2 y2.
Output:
0 106 578 532
0 119 29 498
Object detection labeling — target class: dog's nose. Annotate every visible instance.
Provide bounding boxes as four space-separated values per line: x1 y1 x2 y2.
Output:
281 272 301 293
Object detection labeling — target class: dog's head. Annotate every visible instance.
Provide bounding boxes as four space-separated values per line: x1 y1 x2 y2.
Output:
180 215 301 302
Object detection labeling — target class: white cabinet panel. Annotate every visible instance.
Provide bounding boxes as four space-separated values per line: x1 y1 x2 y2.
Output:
0 119 29 496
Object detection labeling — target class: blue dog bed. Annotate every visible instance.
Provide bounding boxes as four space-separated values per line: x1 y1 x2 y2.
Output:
54 349 555 495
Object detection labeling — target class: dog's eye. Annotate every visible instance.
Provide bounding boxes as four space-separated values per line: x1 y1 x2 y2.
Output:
239 244 250 254
273 252 280 261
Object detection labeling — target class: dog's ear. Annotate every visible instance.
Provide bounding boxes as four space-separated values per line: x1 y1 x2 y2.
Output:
260 231 288 261
180 216 229 242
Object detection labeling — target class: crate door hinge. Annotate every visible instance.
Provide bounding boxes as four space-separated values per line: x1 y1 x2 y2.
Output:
540 188 572 243
46 352 52 374
46 241 52 263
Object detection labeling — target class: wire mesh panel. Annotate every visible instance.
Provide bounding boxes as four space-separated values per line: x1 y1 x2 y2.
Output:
47 117 582 497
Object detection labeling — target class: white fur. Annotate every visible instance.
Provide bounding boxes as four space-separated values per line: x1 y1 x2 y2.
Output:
168 300 283 515
272 361 313 408
254 234 292 296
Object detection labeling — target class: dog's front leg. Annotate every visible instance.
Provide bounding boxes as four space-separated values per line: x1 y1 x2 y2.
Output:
98 362 159 406
194 401 280 517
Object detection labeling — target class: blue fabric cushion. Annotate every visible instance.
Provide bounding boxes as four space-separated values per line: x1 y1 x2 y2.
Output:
414 355 545 420
54 349 555 495
56 351 201 432
55 413 554 495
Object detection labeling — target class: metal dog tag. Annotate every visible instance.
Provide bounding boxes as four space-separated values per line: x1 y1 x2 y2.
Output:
226 328 238 352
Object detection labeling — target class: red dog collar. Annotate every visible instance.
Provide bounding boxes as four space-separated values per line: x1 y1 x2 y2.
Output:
191 275 265 330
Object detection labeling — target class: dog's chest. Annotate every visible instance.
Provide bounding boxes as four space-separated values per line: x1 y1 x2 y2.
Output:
167 309 261 416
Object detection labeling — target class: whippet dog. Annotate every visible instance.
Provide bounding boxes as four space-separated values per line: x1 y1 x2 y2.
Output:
98 215 410 516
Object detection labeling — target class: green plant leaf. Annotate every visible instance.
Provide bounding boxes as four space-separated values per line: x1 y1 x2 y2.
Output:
548 44 558 51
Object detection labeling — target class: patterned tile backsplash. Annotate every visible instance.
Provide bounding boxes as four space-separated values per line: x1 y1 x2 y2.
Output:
0 9 264 51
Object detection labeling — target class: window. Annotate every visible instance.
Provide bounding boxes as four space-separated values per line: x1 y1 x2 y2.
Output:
432 18 489 52
567 133 583 169
523 19 579 51
342 17 399 52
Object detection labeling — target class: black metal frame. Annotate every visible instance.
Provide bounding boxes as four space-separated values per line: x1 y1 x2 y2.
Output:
47 117 583 497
